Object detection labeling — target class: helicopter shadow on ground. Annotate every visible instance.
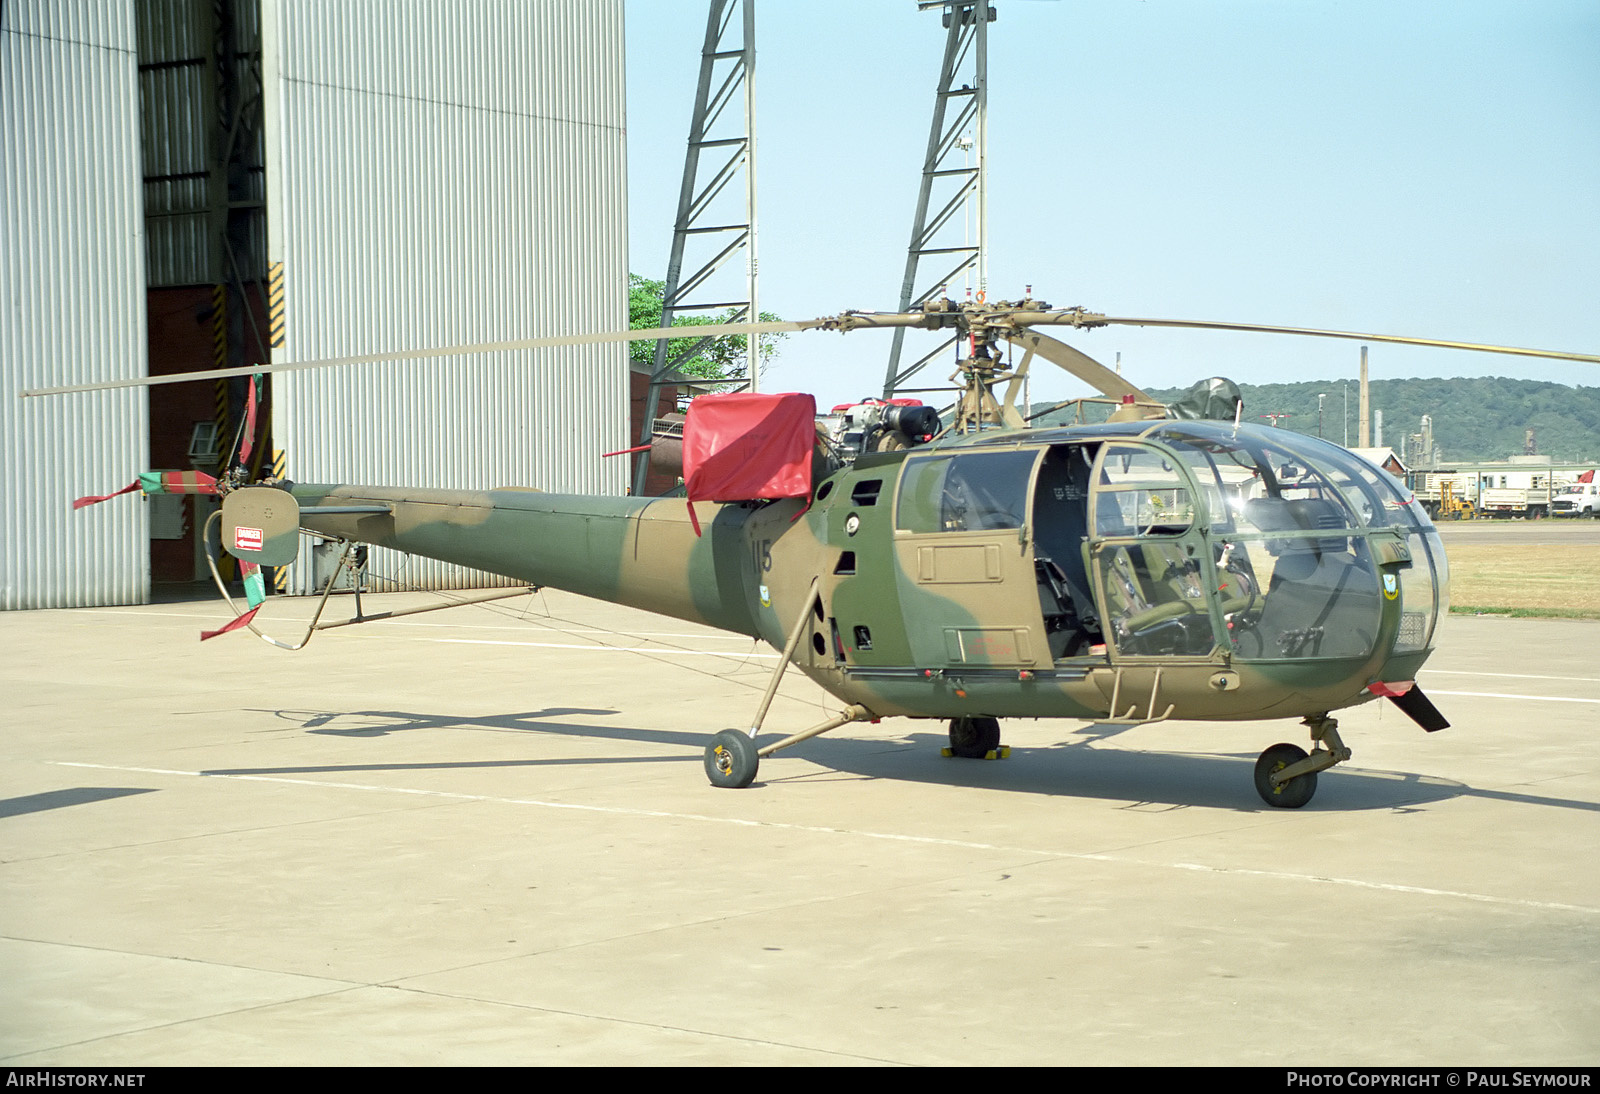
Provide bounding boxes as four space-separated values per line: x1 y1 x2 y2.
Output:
776 720 1600 816
282 706 619 739
0 787 158 819
205 707 1600 817
201 706 704 777
784 722 1460 813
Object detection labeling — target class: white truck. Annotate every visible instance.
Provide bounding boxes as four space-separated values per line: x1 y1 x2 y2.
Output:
1475 470 1559 519
1551 477 1600 517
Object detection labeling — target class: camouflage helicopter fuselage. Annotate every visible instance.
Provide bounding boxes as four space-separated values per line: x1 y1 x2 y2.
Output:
289 418 1448 733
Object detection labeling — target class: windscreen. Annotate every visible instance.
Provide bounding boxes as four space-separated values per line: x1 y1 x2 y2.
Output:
1148 424 1398 661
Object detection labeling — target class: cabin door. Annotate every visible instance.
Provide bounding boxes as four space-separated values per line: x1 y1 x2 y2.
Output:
1086 442 1222 661
890 448 1049 670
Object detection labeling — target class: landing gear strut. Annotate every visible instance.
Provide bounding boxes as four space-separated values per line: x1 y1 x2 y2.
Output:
1254 714 1349 808
702 705 875 789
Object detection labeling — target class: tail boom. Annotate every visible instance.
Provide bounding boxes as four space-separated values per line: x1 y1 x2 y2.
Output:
288 484 764 638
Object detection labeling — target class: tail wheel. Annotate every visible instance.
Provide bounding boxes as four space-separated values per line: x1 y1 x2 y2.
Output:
1254 742 1318 808
705 729 759 789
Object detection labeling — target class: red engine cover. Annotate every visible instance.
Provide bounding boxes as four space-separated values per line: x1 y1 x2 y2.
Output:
682 392 816 507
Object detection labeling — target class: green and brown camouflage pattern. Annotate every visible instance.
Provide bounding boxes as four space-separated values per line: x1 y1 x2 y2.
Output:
277 418 1447 733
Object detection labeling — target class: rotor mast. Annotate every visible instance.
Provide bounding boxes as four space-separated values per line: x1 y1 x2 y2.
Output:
633 0 760 497
839 298 1164 433
882 0 993 400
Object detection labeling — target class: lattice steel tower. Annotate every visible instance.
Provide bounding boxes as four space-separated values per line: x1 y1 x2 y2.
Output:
882 0 993 400
633 0 759 496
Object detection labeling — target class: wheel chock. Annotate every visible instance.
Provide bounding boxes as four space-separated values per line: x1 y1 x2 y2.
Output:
940 745 1011 760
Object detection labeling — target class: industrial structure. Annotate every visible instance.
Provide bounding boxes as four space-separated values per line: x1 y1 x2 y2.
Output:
632 0 759 497
2 0 628 607
883 0 994 400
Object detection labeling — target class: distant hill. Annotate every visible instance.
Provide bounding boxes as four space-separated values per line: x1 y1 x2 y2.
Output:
1139 377 1600 465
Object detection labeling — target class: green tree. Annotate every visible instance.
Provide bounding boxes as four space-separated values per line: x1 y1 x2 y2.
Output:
1144 377 1600 463
627 274 787 388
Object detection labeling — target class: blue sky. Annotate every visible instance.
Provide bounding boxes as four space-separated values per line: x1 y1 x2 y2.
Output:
624 0 1600 415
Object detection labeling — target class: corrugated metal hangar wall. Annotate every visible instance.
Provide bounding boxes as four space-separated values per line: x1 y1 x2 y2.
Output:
2 0 628 607
263 0 629 593
2 3 150 610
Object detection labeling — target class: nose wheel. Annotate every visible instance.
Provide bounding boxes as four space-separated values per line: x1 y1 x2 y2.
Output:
1254 742 1318 807
1254 714 1349 808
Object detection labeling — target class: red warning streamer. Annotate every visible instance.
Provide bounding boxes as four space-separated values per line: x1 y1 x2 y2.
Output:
72 481 140 510
200 605 260 642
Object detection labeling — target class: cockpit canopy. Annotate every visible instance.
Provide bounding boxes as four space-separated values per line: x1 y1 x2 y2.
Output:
898 421 1447 665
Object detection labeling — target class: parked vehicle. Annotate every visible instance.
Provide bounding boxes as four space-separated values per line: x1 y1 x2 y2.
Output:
1551 475 1600 517
1475 470 1559 519
1413 471 1475 518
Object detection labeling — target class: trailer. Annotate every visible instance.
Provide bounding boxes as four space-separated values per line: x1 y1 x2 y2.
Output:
1412 466 1571 519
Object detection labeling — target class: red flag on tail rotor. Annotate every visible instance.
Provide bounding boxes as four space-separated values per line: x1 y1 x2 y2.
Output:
200 605 260 642
72 481 141 510
200 561 266 641
73 471 217 510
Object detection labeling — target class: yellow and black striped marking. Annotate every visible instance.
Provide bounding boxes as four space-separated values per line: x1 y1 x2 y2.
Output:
271 449 290 594
268 261 286 349
212 284 228 462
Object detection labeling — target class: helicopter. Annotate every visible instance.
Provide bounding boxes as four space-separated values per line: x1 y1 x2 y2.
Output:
37 296 1600 807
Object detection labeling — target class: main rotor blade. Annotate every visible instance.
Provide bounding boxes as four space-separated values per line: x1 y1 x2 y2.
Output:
21 319 819 397
1084 316 1600 366
999 329 1153 402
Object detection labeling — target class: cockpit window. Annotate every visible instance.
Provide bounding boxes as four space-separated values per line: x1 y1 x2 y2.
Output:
1282 434 1426 531
1152 426 1384 660
896 449 1039 533
1156 430 1357 535
1093 444 1197 537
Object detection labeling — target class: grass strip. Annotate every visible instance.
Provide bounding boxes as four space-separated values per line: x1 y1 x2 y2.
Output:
1442 544 1600 618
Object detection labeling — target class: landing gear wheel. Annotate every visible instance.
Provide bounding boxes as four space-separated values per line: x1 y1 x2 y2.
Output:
948 716 1001 759
705 729 759 789
1254 742 1318 808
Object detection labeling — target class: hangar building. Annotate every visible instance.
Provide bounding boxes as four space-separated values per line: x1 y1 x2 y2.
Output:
2 0 628 608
